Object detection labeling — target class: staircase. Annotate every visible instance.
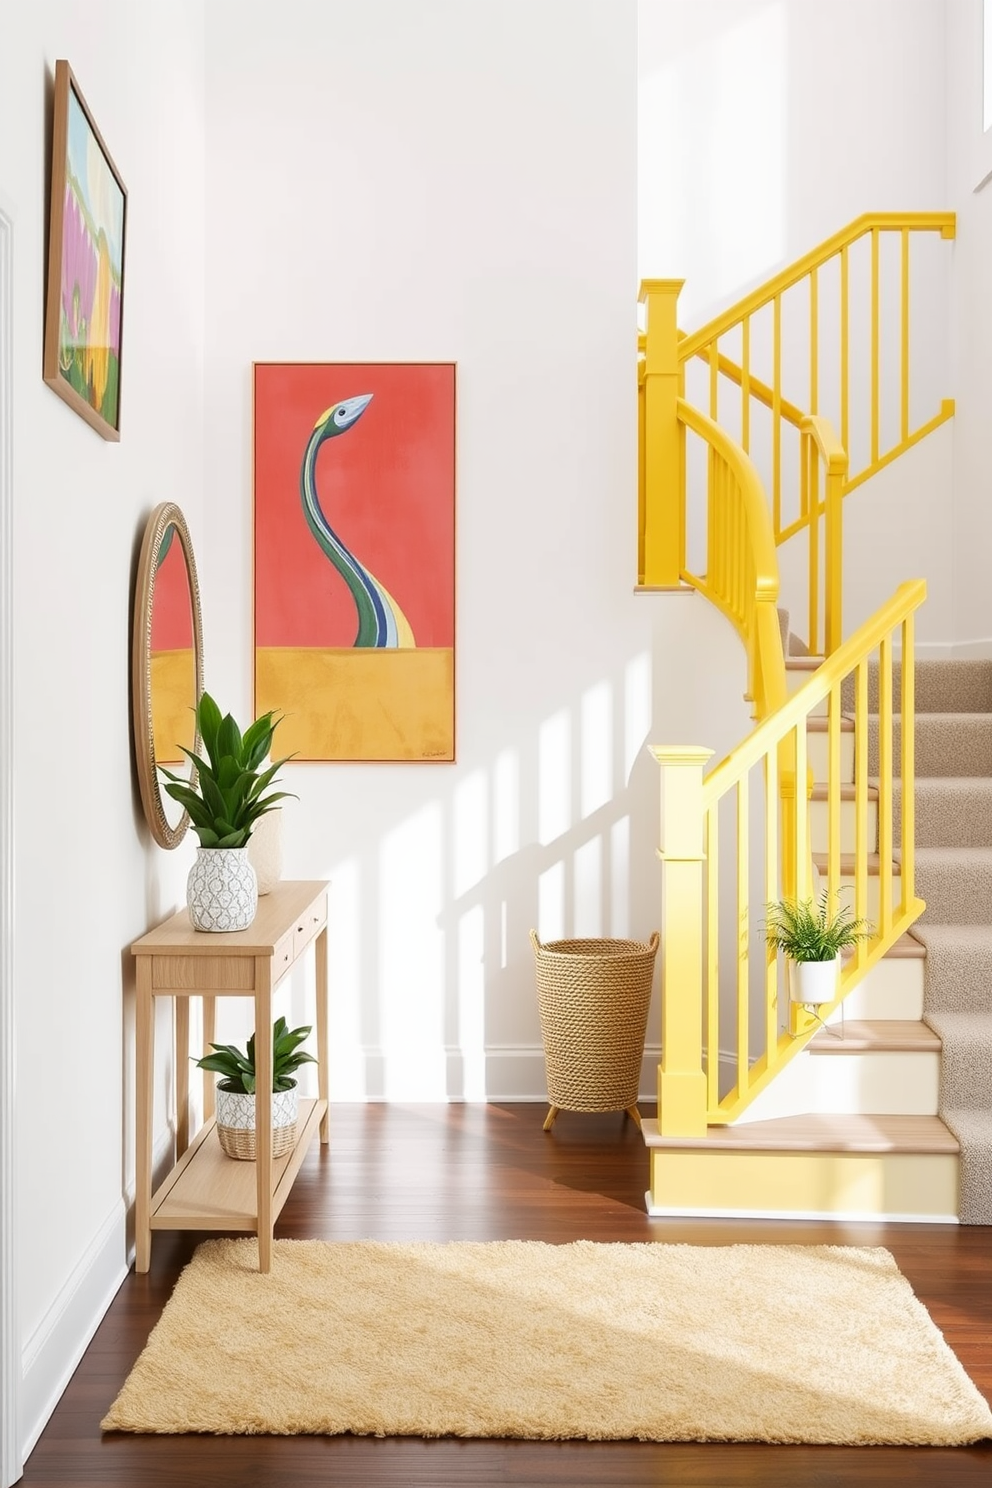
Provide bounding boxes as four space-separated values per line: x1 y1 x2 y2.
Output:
635 211 986 1224
644 627 966 1223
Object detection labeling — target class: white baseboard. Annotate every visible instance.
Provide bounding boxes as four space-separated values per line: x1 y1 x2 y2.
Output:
19 1124 175 1463
19 1203 127 1462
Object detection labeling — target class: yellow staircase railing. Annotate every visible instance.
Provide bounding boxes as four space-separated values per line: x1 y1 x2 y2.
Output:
653 581 925 1133
639 211 955 661
640 212 954 1138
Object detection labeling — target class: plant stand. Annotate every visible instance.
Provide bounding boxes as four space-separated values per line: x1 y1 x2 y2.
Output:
531 931 659 1130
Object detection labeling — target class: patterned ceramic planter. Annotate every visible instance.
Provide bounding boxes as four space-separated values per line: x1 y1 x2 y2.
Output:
187 847 258 932
215 1082 299 1161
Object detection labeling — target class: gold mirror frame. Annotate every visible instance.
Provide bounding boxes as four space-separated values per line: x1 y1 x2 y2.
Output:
132 502 204 849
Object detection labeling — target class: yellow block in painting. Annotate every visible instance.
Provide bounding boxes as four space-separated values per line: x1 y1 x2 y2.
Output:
256 647 454 762
150 648 196 765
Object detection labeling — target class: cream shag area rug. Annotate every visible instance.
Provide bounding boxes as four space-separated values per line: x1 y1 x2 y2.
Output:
102 1238 992 1444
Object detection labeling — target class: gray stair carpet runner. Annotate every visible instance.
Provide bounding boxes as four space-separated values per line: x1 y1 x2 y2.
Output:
862 658 992 1225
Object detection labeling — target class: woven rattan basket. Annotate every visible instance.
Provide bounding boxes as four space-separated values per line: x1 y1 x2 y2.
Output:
530 930 659 1131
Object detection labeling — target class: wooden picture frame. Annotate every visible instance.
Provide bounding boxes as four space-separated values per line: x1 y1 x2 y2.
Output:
253 362 456 762
43 60 127 441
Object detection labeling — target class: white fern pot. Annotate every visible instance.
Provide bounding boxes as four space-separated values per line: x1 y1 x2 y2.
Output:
247 808 283 896
187 846 258 932
789 955 841 1005
215 1083 298 1161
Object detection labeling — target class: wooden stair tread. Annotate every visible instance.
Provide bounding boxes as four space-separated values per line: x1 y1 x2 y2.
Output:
641 1113 959 1155
811 851 901 875
810 782 879 801
808 1019 941 1054
785 656 825 672
806 714 855 732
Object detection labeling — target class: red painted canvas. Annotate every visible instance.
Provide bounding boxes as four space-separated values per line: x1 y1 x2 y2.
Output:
253 363 455 761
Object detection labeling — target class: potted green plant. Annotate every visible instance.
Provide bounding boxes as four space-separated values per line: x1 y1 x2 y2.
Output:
762 891 874 1005
194 1016 317 1160
160 691 294 932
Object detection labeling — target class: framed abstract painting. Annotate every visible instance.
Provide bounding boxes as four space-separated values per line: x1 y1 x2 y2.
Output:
253 362 456 762
43 60 127 441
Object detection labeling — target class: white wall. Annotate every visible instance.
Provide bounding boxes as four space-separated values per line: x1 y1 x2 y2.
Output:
639 0 957 650
201 0 702 1103
0 0 205 1463
947 0 992 653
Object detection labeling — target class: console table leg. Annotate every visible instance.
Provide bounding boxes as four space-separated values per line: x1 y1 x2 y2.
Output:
175 999 190 1158
135 959 154 1273
254 958 273 1273
316 926 329 1143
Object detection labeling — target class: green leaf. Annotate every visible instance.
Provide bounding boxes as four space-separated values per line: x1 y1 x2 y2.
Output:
196 693 223 762
217 714 243 764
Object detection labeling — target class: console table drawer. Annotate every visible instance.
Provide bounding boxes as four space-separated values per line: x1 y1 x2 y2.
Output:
293 893 327 960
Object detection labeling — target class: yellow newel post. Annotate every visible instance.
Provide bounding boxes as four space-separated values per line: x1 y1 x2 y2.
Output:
651 744 712 1136
639 279 685 587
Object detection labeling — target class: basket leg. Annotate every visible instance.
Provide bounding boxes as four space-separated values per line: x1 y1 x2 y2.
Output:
624 1105 642 1131
543 1105 559 1132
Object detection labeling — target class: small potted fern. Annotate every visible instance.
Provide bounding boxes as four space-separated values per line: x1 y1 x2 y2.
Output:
195 1016 317 1160
762 891 874 1005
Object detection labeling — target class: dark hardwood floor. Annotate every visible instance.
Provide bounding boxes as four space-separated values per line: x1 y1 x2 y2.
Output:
22 1102 992 1487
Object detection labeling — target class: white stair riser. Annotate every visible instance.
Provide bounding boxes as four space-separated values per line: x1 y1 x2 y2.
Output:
807 730 855 783
829 955 924 1020
648 1149 957 1221
814 871 905 925
809 798 878 856
738 1048 939 1122
786 668 828 716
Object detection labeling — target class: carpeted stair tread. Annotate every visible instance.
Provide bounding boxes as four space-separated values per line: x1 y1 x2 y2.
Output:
913 922 992 1009
808 1019 940 1053
932 1108 992 1227
908 847 992 924
922 1011 992 1093
641 1113 958 1153
868 713 992 778
877 776 992 849
841 658 992 714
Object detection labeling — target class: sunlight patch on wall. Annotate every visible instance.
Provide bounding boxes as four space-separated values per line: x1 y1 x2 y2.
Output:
638 1 786 320
538 860 566 942
539 708 571 845
457 905 487 1100
610 816 631 937
574 835 603 936
379 802 444 1057
580 680 613 818
453 767 488 897
492 747 520 864
624 650 651 780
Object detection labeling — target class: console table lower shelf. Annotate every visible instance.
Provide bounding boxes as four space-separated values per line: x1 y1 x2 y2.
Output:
150 1098 327 1232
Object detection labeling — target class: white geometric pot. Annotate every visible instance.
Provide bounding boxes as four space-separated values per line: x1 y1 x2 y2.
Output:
247 808 283 896
187 846 258 932
789 954 841 1005
215 1082 299 1161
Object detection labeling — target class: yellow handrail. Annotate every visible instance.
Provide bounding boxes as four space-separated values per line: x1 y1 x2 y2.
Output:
676 399 787 719
677 212 955 363
652 580 926 1135
639 212 955 658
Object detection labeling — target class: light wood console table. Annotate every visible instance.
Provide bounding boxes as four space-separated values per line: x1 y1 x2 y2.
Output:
131 879 329 1274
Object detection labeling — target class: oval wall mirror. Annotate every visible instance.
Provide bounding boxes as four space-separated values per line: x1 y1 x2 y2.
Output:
132 502 204 849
